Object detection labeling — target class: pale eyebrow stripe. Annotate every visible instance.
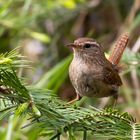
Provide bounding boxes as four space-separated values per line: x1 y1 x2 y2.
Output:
82 41 99 47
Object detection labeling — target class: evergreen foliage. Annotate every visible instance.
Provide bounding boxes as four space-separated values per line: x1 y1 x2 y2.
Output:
0 50 140 140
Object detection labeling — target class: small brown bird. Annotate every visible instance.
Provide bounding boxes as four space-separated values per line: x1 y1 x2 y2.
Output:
67 34 128 104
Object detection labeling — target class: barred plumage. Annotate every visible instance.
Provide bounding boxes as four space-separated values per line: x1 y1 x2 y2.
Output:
108 33 129 65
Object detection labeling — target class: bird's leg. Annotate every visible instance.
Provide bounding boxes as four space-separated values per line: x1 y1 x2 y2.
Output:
113 94 118 108
67 93 82 104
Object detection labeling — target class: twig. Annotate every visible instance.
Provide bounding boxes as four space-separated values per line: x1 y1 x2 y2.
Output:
131 35 140 121
83 130 87 140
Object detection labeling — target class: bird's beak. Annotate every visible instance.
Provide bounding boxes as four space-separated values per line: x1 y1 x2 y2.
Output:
66 43 77 48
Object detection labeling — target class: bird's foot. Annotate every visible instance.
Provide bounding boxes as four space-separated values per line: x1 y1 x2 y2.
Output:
67 94 82 105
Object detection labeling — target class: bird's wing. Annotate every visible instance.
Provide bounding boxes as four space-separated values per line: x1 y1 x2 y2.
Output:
103 65 122 86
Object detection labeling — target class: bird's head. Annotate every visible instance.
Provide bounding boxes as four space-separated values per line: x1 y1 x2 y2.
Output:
67 37 104 59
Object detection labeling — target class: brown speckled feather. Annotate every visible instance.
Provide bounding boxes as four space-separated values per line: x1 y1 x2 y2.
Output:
103 65 122 86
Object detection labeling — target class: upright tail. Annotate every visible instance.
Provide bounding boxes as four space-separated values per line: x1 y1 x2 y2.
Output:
108 33 129 65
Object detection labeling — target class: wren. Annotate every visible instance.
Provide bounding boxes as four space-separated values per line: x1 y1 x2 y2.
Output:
67 34 129 104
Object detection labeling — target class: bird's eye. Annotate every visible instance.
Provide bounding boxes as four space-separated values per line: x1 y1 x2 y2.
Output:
83 43 91 48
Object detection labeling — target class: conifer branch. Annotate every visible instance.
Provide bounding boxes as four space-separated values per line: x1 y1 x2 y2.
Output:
0 49 139 139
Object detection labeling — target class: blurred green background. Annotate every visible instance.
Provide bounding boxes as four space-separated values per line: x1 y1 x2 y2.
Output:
0 0 140 139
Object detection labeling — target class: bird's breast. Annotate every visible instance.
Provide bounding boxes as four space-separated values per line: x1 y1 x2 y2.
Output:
69 59 100 97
